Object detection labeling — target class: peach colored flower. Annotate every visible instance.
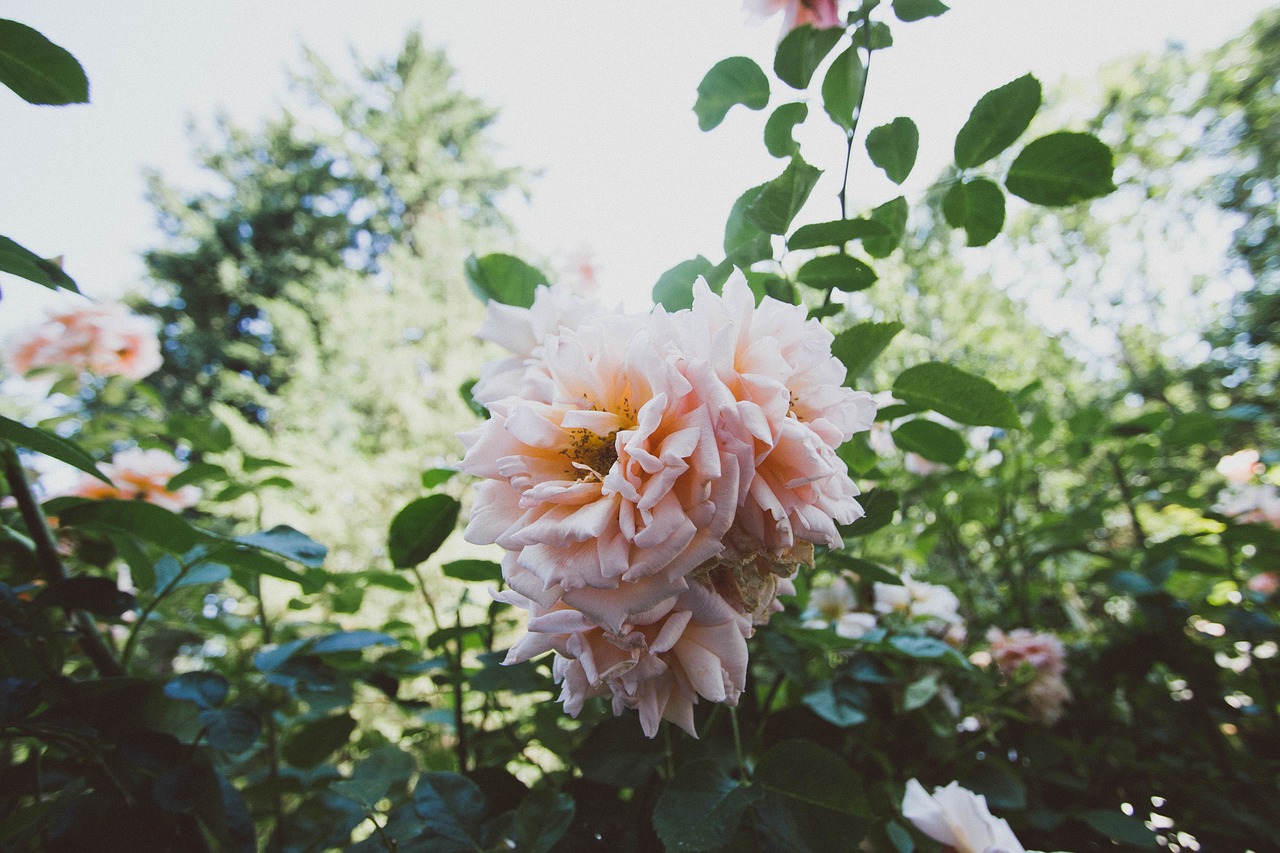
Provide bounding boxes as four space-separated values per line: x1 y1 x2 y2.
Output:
500 582 749 738
746 0 843 35
677 278 875 556
1216 449 1263 485
6 303 162 381
471 284 613 406
902 779 1026 853
68 447 201 512
985 628 1067 678
1248 572 1279 596
461 313 742 633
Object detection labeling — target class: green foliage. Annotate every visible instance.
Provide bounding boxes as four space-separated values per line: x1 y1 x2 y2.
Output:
942 177 1006 246
1005 131 1118 205
0 415 109 482
893 362 1021 428
821 46 865 132
764 101 808 157
0 19 88 105
954 74 1042 169
464 252 548 308
694 56 770 131
891 0 949 23
0 235 79 293
746 155 824 235
866 117 920 184
796 253 878 292
775 24 845 90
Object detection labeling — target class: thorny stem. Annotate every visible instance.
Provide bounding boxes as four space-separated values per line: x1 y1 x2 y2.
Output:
1 442 123 677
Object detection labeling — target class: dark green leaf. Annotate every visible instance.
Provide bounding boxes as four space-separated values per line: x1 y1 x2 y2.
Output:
166 413 232 453
441 559 502 583
1005 131 1117 206
831 320 903 380
654 256 715 311
235 525 327 568
214 546 319 592
241 455 288 473
694 56 770 131
573 716 663 788
35 576 134 618
796 254 876 292
893 363 1020 428
746 155 823 235
803 684 868 727
165 462 228 491
0 19 88 105
282 713 355 768
361 570 415 592
862 196 908 258
463 253 547 308
388 494 460 569
413 772 487 846
888 634 952 658
164 672 229 710
154 554 230 592
200 707 261 753
310 630 399 655
963 762 1026 810
821 46 864 132
788 218 890 251
0 235 78 292
954 74 1041 169
942 178 1005 246
1082 810 1158 848
841 488 898 538
0 415 108 482
891 419 966 465
514 789 575 853
822 553 903 586
775 24 844 89
421 467 458 489
724 183 774 266
764 102 808 158
754 740 867 852
892 0 949 22
53 498 198 552
653 759 763 851
866 117 919 184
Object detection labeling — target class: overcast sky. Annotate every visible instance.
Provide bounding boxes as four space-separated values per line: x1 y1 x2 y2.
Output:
1 1 1273 333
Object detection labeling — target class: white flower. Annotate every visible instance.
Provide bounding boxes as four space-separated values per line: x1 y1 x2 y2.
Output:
874 573 964 636
901 779 1026 853
1216 449 1262 485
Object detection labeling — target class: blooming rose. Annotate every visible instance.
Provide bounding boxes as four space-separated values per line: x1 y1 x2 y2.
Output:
985 628 1071 725
1216 449 1263 485
499 582 748 738
745 0 843 35
68 447 201 512
901 779 1026 853
874 572 965 637
5 303 162 381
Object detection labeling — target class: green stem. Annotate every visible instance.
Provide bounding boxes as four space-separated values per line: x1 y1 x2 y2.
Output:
253 573 286 852
837 13 877 223
729 705 748 780
1 442 123 677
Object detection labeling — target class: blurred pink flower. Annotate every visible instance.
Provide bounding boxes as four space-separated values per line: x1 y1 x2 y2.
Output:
985 628 1067 678
68 447 201 512
902 779 1026 853
746 0 843 35
1247 571 1279 596
1024 673 1071 726
1216 449 1263 485
461 313 741 632
5 303 162 381
500 583 748 738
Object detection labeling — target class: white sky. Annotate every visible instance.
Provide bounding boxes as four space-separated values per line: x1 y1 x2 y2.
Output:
0 1 1273 333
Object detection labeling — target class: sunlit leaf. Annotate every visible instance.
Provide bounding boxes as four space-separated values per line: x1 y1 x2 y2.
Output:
942 177 1005 246
775 24 844 89
464 253 547 308
694 56 769 131
1005 131 1117 206
0 235 78 292
866 117 919 184
821 46 864 132
765 102 808 158
0 415 108 482
954 74 1041 169
893 362 1020 428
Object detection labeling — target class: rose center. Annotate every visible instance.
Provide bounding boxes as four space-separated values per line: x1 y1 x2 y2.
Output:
566 428 619 481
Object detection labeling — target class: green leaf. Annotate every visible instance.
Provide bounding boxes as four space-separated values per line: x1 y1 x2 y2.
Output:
1005 131 1117 206
796 254 876 292
788 218 890 251
165 462 228 491
891 0 949 22
200 707 261 753
213 546 319 593
885 821 915 853
694 56 769 131
765 102 808 158
775 24 845 90
514 789 575 853
166 413 232 453
421 467 458 490
0 20 88 105
954 74 1041 169
165 672 229 711
888 634 952 658
0 415 108 483
831 320 903 380
862 196 908 258
902 673 940 711
361 570 415 592
463 253 547 308
0 235 78 292
746 155 823 235
654 256 715 311
241 455 287 473
413 772 487 847
154 554 230 592
866 118 919 184
35 576 135 618
235 525 327 568
891 419 966 465
52 498 198 552
893 363 1020 428
1082 810 1158 848
821 46 864 132
282 712 355 768
442 559 502 583
754 740 867 852
574 717 664 788
311 630 399 655
388 494 460 569
724 184 774 266
822 552 903 586
803 683 868 727
841 488 898 538
653 759 763 852
941 178 1005 246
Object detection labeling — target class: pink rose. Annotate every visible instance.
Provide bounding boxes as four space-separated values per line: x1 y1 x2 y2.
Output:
746 0 844 36
6 303 162 381
985 628 1067 678
68 447 201 512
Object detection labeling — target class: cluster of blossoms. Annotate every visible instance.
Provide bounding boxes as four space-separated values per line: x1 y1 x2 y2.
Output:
67 447 201 512
460 279 875 736
5 303 163 381
983 628 1071 725
802 570 968 645
902 779 1053 853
